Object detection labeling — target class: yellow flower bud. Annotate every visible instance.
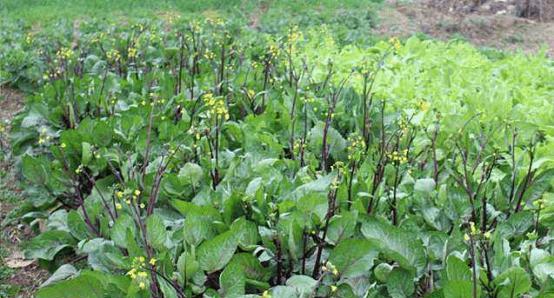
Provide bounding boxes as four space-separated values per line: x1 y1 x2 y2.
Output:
484 231 491 239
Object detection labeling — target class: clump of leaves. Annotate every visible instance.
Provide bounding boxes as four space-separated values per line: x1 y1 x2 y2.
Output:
3 16 554 298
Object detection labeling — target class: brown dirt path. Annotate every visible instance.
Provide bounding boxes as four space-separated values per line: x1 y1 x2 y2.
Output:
375 0 554 56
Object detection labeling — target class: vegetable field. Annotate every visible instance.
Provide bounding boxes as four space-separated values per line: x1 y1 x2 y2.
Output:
0 2 553 298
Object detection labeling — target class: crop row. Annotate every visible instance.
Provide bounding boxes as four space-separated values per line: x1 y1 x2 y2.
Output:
1 17 553 297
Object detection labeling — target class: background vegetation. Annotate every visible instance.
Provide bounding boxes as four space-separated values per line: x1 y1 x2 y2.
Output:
0 1 552 298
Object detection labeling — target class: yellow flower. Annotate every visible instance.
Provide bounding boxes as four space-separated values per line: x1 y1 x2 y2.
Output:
107 49 121 61
56 47 74 60
389 37 401 51
137 271 147 278
262 290 271 298
418 100 430 112
149 258 157 265
469 222 477 235
116 191 124 198
60 143 66 148
115 203 122 210
127 268 137 279
484 231 491 239
134 189 141 196
128 47 138 59
140 203 146 209
464 233 470 242
268 44 279 57
330 285 337 293
203 93 229 120
138 282 146 289
204 50 215 60
75 165 84 174
287 25 302 44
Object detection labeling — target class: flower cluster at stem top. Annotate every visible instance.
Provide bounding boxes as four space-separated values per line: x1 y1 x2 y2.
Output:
203 93 229 120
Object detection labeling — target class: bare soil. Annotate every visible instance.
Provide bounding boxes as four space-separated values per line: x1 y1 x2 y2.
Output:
375 0 554 56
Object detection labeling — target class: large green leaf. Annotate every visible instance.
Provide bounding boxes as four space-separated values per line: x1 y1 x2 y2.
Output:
177 250 200 283
325 212 357 245
146 214 167 251
40 264 78 288
178 162 204 186
496 211 534 239
81 142 93 165
442 280 474 298
219 260 246 296
329 239 378 278
494 267 531 298
361 217 426 275
79 238 126 272
22 154 50 186
286 275 318 297
183 213 217 247
230 217 260 250
271 286 298 297
36 273 104 298
529 248 554 283
227 253 270 281
446 255 471 281
386 268 415 298
67 210 89 240
285 173 336 201
197 230 238 273
171 200 220 219
110 214 136 248
517 168 554 205
414 178 436 193
308 121 347 160
23 230 75 261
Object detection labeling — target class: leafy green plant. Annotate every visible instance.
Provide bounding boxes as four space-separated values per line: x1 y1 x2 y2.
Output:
2 15 553 298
